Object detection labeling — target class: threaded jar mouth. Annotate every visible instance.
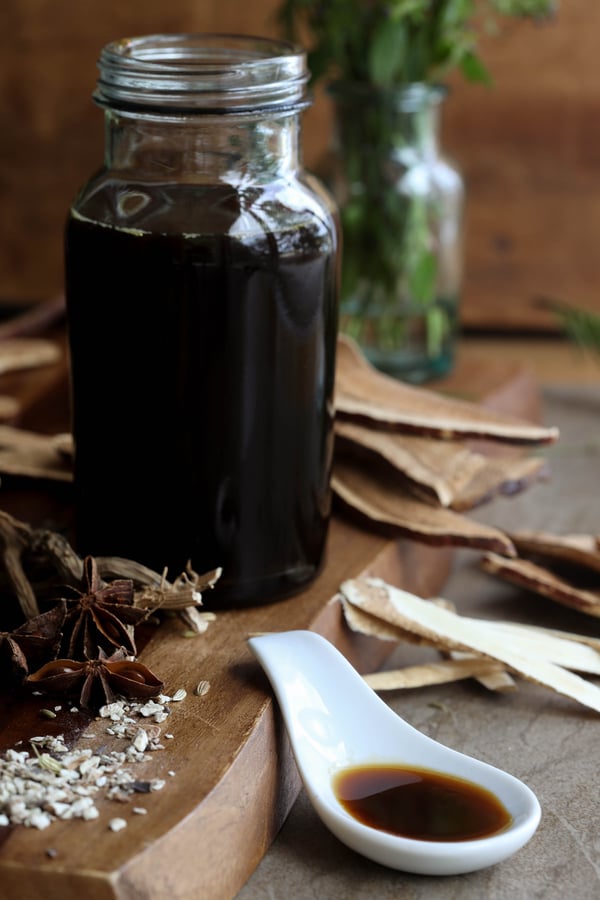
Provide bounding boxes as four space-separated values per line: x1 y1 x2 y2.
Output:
94 33 310 115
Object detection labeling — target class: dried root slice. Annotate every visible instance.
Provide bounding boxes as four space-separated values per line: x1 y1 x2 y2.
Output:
364 657 508 691
432 596 517 691
335 420 488 506
450 455 550 511
0 338 60 375
0 425 73 482
339 577 600 714
341 593 510 694
335 419 549 510
332 457 516 555
492 621 600 653
482 620 600 675
507 530 600 575
335 334 559 445
0 396 20 422
446 651 517 692
341 592 515 692
134 564 222 614
481 552 600 618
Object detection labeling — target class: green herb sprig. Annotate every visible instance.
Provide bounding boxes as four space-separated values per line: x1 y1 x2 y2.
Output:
276 0 559 378
536 297 600 360
278 0 558 89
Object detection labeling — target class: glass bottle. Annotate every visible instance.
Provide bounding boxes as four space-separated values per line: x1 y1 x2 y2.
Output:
64 34 339 607
327 82 463 384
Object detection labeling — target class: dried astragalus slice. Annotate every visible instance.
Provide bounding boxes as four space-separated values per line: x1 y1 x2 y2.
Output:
363 657 507 691
0 337 60 375
340 591 515 692
0 423 73 481
332 458 516 555
339 577 600 713
335 334 559 445
481 552 600 618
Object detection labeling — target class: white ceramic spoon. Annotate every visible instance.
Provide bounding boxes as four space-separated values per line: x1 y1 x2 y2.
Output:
248 629 541 876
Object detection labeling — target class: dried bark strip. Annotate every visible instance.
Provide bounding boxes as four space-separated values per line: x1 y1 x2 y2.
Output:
482 620 600 674
335 334 559 445
0 425 73 481
363 657 508 691
340 594 516 691
446 651 517 692
507 530 600 574
451 455 550 511
335 419 549 510
332 458 516 555
0 338 60 375
339 577 600 714
481 552 600 618
0 396 20 421
335 420 485 506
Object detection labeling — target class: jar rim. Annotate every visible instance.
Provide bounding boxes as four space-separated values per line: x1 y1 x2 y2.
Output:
94 33 310 114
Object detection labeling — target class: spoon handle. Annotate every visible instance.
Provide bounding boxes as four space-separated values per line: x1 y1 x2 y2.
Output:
248 630 424 769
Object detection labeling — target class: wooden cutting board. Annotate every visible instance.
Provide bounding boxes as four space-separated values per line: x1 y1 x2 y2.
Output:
0 340 543 900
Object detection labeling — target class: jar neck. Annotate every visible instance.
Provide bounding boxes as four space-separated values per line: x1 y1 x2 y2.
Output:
104 109 302 182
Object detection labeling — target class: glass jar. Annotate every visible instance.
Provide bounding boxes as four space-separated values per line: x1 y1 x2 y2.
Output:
64 34 339 607
327 82 463 383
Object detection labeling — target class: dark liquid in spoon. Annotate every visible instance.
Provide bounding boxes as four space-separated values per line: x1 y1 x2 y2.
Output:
333 764 512 842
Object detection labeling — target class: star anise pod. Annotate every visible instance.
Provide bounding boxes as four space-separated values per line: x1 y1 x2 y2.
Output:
0 602 65 684
61 556 149 659
25 647 164 711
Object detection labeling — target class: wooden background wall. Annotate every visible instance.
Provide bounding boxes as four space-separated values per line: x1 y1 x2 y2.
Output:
1 0 597 332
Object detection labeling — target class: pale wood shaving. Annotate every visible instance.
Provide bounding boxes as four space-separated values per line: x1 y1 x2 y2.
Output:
340 595 515 692
491 621 600 654
0 425 73 481
446 652 517 692
0 396 20 422
339 577 600 714
364 657 508 691
0 338 60 375
431 597 516 691
482 620 600 675
335 334 559 445
430 597 516 690
333 458 516 555
340 594 428 646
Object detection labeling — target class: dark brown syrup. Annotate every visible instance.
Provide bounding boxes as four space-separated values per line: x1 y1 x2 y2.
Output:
64 182 338 606
333 764 512 842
